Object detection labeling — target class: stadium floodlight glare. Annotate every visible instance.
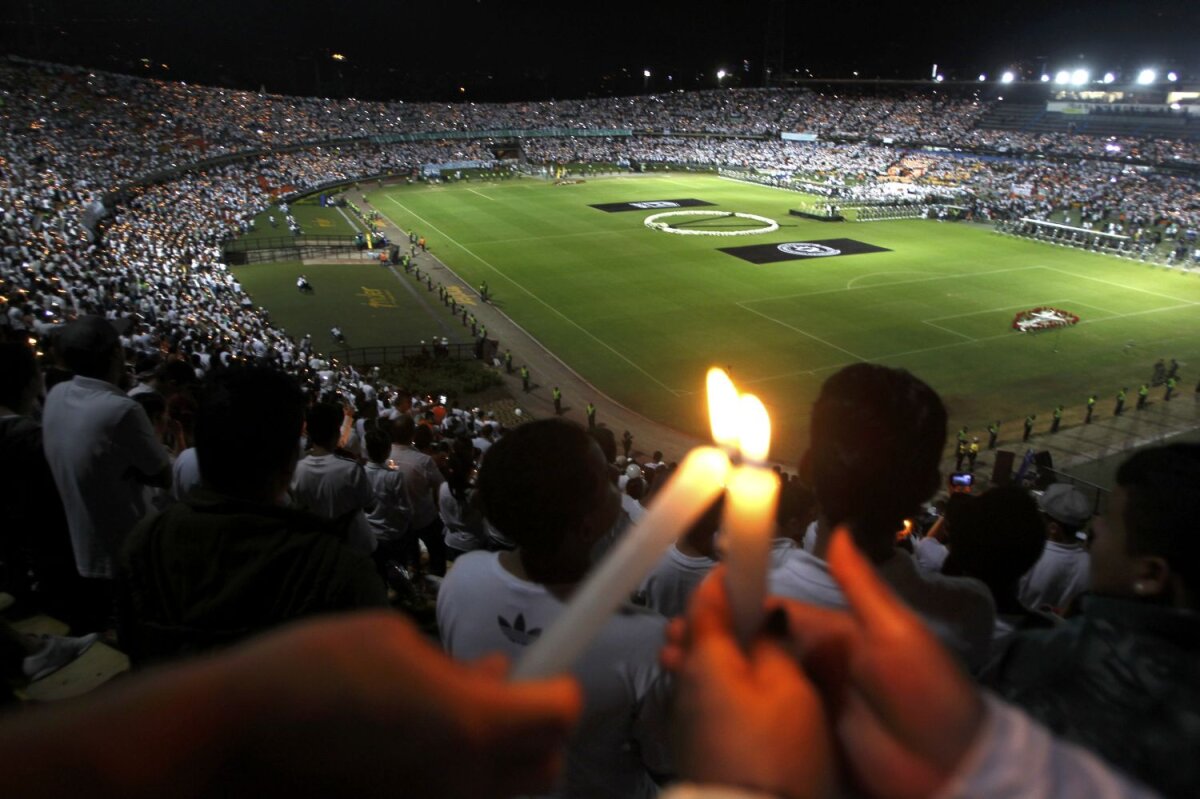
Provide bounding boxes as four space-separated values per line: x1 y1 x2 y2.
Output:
1103 72 1116 84
1054 70 1070 85
717 69 727 80
1070 68 1089 86
1136 69 1156 85
1001 71 1015 84
643 69 651 78
1167 71 1178 82
935 74 945 82
1041 74 1050 82
978 73 987 82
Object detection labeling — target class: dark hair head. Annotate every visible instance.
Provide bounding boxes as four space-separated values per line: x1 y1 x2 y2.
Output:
195 367 304 500
942 486 1046 595
413 423 434 450
305 402 343 449
0 341 38 411
808 363 946 541
55 316 120 379
365 428 392 463
626 477 646 501
391 414 415 445
478 418 608 558
1115 444 1200 597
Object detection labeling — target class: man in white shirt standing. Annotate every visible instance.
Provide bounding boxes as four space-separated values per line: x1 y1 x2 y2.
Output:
42 316 171 623
290 402 376 556
1018 483 1092 614
388 414 446 576
438 418 672 799
636 496 721 618
769 364 995 672
362 427 411 563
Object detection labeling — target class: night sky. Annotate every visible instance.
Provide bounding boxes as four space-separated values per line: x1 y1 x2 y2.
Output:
2 0 1196 101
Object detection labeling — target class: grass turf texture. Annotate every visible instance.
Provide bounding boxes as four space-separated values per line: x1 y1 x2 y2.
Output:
237 174 1200 462
232 260 474 351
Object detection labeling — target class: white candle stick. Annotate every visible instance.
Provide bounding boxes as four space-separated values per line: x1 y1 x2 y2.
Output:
512 446 730 680
722 393 780 647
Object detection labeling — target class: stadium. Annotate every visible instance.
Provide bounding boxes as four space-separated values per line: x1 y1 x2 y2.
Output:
1 3 1198 796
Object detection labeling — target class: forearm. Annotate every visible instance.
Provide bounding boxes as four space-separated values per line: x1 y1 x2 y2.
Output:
0 655 252 797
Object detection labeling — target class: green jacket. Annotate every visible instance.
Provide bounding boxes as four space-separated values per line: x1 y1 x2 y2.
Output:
986 597 1200 797
118 489 386 665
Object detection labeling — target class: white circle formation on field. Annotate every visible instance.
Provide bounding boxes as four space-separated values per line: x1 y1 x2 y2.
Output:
776 242 842 257
644 209 779 236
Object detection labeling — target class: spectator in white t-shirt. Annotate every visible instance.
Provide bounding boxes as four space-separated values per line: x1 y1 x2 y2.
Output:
290 402 376 556
438 418 672 799
362 427 411 559
1018 483 1093 615
387 414 447 576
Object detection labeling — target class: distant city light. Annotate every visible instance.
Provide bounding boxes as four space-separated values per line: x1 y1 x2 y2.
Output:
643 69 651 78
331 53 347 61
935 74 945 82
1167 71 1179 82
978 73 987 82
1054 70 1071 85
1103 72 1116 84
716 69 727 80
1136 69 1157 85
1001 71 1015 84
1070 68 1089 86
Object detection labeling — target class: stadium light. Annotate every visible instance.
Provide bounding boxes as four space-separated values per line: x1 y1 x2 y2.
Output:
1167 71 1179 82
1001 71 1015 84
978 73 987 82
1103 72 1116 84
717 69 727 81
1054 70 1071 85
643 69 651 78
1040 74 1050 82
1070 68 1089 86
1136 69 1156 85
935 74 945 82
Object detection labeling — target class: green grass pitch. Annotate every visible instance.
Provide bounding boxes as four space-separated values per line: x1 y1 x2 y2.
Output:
234 173 1200 462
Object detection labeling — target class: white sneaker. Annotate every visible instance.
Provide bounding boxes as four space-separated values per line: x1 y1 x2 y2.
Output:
22 633 100 682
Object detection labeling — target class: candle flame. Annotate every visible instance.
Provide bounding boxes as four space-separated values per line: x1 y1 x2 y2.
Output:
706 368 740 450
896 519 914 541
738 394 771 463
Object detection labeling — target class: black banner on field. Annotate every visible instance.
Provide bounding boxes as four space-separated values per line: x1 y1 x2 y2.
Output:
589 198 715 213
719 238 891 263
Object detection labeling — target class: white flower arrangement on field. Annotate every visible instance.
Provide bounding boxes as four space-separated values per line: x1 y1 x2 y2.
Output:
644 209 779 236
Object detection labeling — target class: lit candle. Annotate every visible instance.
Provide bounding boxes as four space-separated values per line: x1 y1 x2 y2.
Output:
512 445 730 680
722 393 780 646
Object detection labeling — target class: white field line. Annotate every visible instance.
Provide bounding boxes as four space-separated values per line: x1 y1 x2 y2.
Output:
1041 266 1200 306
383 196 685 396
465 229 629 247
739 297 1200 389
741 265 1046 306
334 205 364 233
734 303 868 362
846 271 936 289
466 188 494 201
